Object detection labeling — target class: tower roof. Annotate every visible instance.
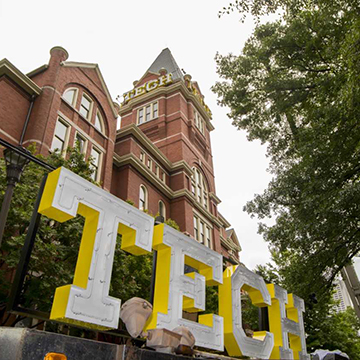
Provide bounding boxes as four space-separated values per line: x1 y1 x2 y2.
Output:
147 48 183 81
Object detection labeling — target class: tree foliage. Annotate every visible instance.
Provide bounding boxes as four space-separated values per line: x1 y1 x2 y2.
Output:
0 145 179 326
213 0 360 303
213 0 360 352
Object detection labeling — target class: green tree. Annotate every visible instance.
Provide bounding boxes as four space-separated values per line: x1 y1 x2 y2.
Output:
0 145 169 326
213 0 360 352
213 0 360 308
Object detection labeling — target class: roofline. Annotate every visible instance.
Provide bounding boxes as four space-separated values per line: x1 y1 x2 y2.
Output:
62 61 118 118
0 58 42 96
27 64 49 78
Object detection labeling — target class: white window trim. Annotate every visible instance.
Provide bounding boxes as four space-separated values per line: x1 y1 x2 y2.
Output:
74 131 88 155
194 110 205 135
136 100 159 125
140 151 145 164
193 211 213 249
95 110 105 134
62 87 78 108
147 157 152 170
80 92 94 121
50 117 71 157
90 146 103 183
139 184 148 211
158 200 166 220
191 166 209 209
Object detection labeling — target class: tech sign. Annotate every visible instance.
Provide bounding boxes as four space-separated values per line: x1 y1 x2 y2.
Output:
38 167 310 360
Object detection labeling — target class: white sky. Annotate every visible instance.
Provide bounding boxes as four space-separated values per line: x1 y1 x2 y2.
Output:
0 0 275 270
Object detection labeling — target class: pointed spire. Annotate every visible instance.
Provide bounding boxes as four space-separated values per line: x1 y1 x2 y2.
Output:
147 48 183 81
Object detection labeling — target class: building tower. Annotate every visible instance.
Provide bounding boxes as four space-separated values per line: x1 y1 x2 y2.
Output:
113 49 241 264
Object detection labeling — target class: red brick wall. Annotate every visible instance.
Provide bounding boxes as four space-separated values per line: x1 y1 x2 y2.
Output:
0 77 31 144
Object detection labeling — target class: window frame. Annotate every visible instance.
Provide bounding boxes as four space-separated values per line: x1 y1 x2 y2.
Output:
137 101 159 125
50 117 70 155
191 167 209 209
139 184 148 211
94 110 105 134
90 146 102 182
194 110 205 135
158 200 166 219
62 87 78 107
140 151 145 164
74 131 88 155
193 213 213 249
80 92 93 120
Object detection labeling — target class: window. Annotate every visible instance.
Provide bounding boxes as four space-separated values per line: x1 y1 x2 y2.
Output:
162 172 165 182
193 215 212 248
63 88 77 106
159 201 166 219
200 221 205 244
194 110 205 135
74 132 87 154
154 164 159 177
139 185 148 211
95 111 104 133
206 226 212 249
90 147 101 181
137 101 158 124
191 167 209 209
51 119 69 153
138 109 144 124
80 93 92 120
147 158 152 170
140 152 145 163
194 216 199 241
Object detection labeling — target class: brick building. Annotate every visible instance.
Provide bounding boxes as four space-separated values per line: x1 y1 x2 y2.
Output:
0 46 241 264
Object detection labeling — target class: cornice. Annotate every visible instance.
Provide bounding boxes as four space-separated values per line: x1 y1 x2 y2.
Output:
0 58 42 96
62 61 118 118
116 124 193 176
113 153 173 198
112 151 222 227
116 124 172 169
119 81 215 132
220 235 241 252
209 192 221 205
27 64 48 78
218 212 231 228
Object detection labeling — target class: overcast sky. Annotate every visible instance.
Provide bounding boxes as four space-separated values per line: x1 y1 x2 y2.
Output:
0 0 276 270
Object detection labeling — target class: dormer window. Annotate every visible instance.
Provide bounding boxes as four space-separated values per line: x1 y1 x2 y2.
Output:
80 93 92 120
63 88 78 107
137 101 159 124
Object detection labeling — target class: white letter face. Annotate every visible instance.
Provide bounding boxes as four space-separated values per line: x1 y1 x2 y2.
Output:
283 294 310 360
231 266 274 358
39 167 154 329
147 224 224 351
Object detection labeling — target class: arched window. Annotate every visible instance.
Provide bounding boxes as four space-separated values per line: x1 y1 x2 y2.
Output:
158 200 166 219
139 185 148 211
95 110 105 134
191 167 209 209
63 88 78 107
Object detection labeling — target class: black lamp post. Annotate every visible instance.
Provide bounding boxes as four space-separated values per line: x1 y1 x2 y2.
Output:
0 148 30 247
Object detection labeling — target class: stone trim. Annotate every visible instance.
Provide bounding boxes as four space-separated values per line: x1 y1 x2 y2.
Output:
209 192 221 205
0 58 42 96
62 61 118 118
119 81 214 131
220 235 241 253
218 212 231 228
115 124 193 176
